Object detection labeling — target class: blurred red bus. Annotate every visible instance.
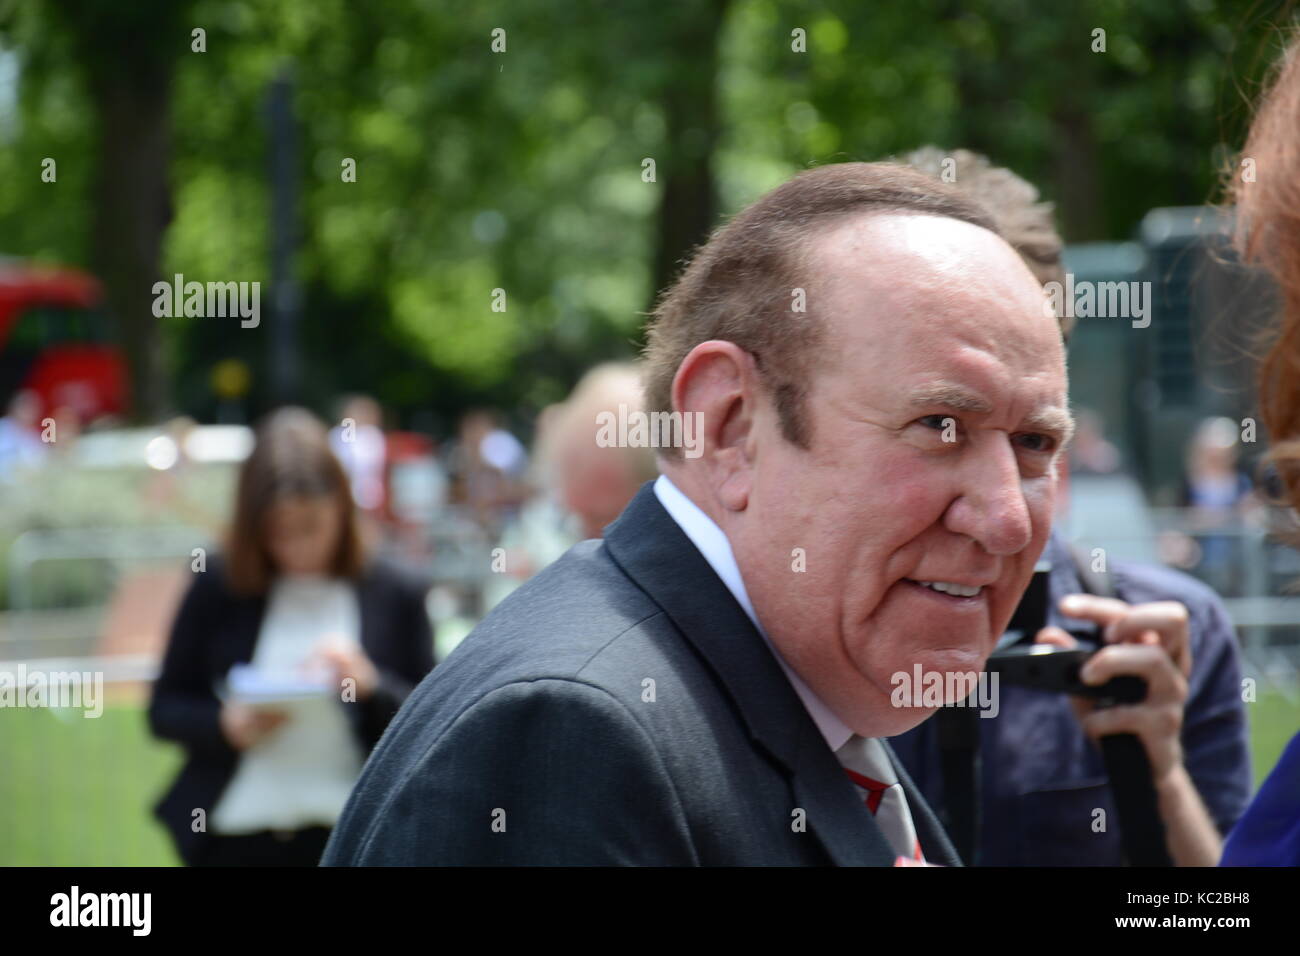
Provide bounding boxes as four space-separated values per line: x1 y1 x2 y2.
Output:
0 260 127 423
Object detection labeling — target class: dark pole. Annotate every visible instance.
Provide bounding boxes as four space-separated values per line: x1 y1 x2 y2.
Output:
266 66 301 404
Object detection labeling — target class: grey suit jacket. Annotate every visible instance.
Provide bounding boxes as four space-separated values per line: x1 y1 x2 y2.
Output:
321 482 960 866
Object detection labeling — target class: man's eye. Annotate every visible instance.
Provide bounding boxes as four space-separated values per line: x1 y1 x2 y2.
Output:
913 415 961 444
1015 432 1056 453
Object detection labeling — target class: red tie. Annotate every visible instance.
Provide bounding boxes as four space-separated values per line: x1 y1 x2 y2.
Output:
836 735 926 863
844 767 890 815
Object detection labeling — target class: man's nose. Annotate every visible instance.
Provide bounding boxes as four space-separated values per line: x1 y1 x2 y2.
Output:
944 437 1033 556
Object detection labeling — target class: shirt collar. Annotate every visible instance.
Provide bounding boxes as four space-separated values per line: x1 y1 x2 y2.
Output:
653 474 854 752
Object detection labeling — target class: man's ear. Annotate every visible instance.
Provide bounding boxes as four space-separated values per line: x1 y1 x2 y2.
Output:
670 340 762 512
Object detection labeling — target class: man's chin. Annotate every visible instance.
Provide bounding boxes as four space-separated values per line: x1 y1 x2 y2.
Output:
895 645 990 679
871 704 941 738
863 646 993 722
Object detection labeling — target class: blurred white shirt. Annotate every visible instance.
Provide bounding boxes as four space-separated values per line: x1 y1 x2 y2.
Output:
211 575 364 835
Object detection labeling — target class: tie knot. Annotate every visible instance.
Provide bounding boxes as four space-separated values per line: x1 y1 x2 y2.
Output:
834 735 926 862
835 735 900 786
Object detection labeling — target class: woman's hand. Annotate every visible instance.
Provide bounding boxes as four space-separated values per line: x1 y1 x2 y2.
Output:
219 702 289 750
310 637 380 701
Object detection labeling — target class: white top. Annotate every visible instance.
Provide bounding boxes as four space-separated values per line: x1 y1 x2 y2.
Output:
653 475 854 752
211 575 366 834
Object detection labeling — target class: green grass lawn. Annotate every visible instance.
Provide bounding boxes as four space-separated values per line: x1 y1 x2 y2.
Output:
1 691 1297 866
1246 689 1300 791
0 704 182 866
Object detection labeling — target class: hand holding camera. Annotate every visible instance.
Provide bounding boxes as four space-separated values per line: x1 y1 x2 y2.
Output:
1034 594 1192 784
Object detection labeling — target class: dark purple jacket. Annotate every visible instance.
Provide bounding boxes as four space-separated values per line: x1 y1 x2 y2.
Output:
890 531 1252 866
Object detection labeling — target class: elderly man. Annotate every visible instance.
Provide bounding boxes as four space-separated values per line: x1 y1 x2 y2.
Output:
888 148 1248 867
321 162 1072 866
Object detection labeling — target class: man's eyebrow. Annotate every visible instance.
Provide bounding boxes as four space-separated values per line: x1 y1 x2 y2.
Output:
1024 407 1075 443
909 382 1076 443
907 383 993 414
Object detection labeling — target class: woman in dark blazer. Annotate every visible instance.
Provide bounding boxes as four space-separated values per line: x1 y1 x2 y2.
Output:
148 407 434 866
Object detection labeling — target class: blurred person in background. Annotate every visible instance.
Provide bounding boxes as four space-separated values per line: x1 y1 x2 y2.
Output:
544 362 659 540
148 406 434 866
1180 416 1255 517
329 394 388 515
1176 416 1259 594
484 362 659 611
47 402 83 450
890 147 1249 866
450 408 530 536
1222 28 1300 867
1068 408 1122 476
0 388 46 481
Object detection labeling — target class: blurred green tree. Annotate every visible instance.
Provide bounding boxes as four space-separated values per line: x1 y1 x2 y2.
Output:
0 0 1287 432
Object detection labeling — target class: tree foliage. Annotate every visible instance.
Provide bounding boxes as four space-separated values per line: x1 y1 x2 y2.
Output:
0 0 1289 430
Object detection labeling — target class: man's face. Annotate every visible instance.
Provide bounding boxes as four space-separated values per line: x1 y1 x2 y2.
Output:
727 213 1070 737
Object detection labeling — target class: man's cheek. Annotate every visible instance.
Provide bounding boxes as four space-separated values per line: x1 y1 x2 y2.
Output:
1029 474 1058 517
862 462 950 524
871 448 933 487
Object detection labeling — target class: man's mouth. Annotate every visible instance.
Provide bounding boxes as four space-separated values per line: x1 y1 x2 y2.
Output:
914 579 982 597
902 579 986 600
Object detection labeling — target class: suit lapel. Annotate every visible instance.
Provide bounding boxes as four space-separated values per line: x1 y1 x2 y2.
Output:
604 483 902 866
604 484 808 765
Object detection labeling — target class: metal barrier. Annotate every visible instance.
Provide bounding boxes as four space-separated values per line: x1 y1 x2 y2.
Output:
1064 506 1300 654
6 526 207 612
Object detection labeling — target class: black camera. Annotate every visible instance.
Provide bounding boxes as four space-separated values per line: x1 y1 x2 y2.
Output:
985 566 1146 705
979 564 1171 866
